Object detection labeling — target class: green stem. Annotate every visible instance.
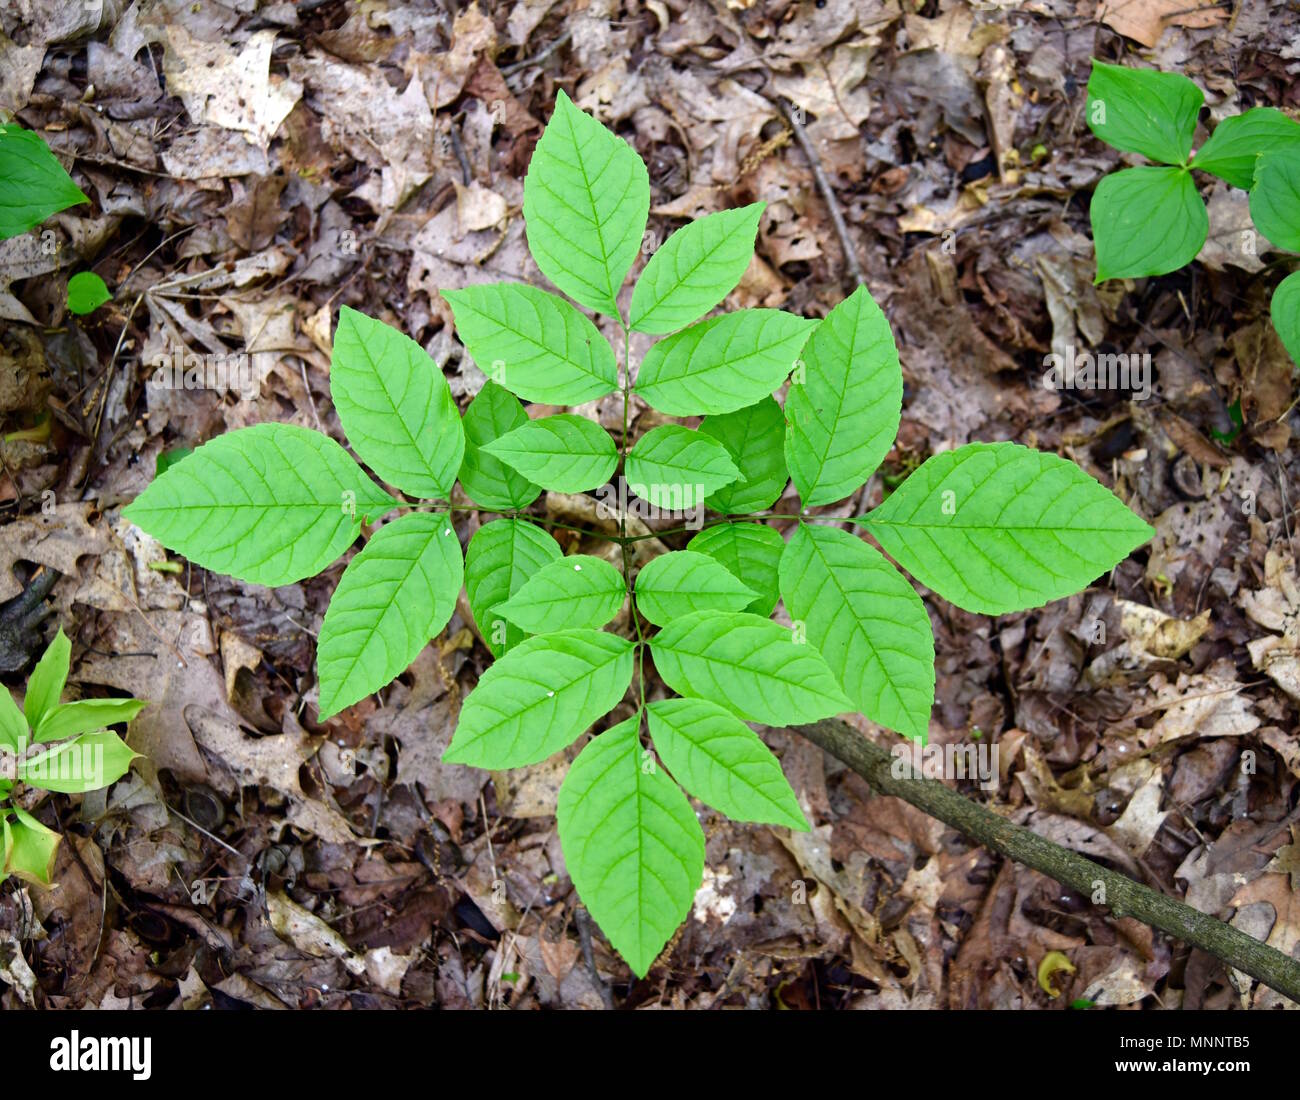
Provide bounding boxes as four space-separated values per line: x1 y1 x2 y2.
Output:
616 321 647 714
620 511 844 544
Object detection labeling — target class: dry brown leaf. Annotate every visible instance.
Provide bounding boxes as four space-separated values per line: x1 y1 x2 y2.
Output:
267 889 366 975
1149 671 1261 743
1097 0 1226 48
162 27 301 147
1266 826 1300 892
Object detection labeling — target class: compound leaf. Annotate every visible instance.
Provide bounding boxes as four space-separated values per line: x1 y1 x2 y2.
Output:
522 91 649 316
634 309 815 416
317 512 464 720
1086 60 1202 165
1192 107 1300 189
625 425 739 511
1250 150 1300 253
557 715 704 978
24 628 69 730
34 698 147 744
784 285 901 508
482 414 618 493
19 730 138 794
123 423 398 587
688 522 784 616
442 282 619 405
443 630 634 768
858 442 1155 616
646 698 807 830
497 555 626 633
1091 166 1207 281
634 550 756 627
458 382 541 511
700 396 789 513
629 204 765 334
0 124 88 240
650 610 851 727
1272 270 1300 367
331 307 464 499
465 519 564 657
779 524 934 742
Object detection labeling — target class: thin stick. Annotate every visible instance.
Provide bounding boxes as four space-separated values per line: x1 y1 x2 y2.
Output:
796 717 1300 1005
772 97 866 288
501 31 573 77
575 905 615 1009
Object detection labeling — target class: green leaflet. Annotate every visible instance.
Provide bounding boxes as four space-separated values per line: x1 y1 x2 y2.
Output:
18 731 138 794
497 555 626 633
1192 107 1300 189
634 550 756 627
629 205 765 334
3 809 60 884
784 285 901 508
0 687 25 749
482 413 618 493
465 518 563 657
557 715 704 978
688 522 784 616
66 272 111 315
317 512 464 720
1271 271 1300 366
0 125 88 240
1249 150 1300 253
649 610 851 727
1091 167 1207 282
34 697 147 743
522 91 649 316
634 309 816 416
24 628 70 730
858 442 1155 616
123 423 398 587
779 524 934 742
442 630 635 768
331 307 464 499
442 283 619 404
458 382 541 511
1086 60 1202 166
700 396 788 513
625 425 739 511
646 698 807 830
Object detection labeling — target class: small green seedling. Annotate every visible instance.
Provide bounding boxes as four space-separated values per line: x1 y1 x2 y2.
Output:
1085 59 1300 364
66 271 111 315
0 123 88 241
1 630 142 884
125 93 1153 976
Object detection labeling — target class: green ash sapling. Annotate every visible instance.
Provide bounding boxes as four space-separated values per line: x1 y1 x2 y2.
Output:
125 92 1153 976
1085 59 1300 365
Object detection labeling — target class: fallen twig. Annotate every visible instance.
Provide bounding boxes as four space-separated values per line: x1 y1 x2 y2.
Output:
770 97 866 289
795 717 1300 1005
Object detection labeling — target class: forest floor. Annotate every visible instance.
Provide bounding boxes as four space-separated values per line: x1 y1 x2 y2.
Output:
1 0 1298 1009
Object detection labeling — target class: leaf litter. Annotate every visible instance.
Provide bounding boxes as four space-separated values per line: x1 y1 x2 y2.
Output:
0 0 1298 1009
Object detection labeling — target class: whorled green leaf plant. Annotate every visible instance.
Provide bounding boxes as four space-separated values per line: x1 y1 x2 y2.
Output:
124 92 1154 977
2 630 142 884
1085 59 1300 365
